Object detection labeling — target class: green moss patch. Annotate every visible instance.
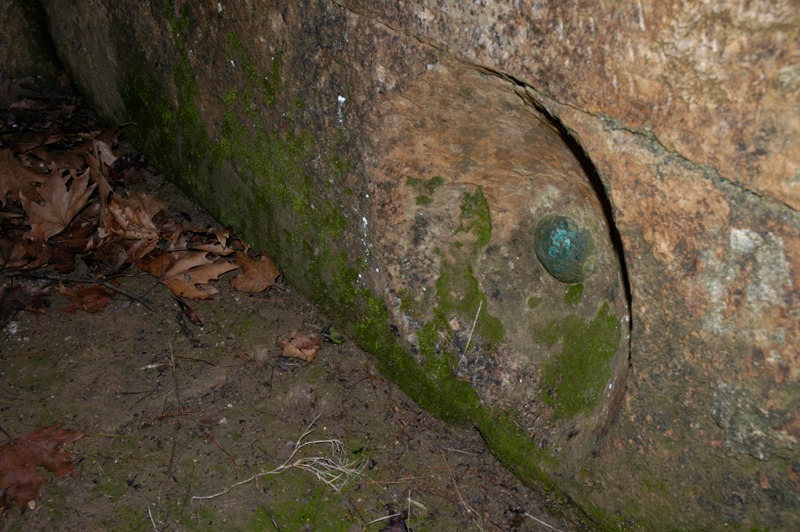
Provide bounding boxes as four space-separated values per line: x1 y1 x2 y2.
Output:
225 32 280 111
527 296 542 309
354 290 476 423
407 175 445 206
564 284 584 306
538 303 620 418
471 408 558 494
113 8 577 520
456 187 492 247
435 261 505 346
406 175 445 193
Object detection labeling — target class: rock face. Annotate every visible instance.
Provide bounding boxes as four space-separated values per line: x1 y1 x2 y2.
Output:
38 0 798 527
0 1 59 81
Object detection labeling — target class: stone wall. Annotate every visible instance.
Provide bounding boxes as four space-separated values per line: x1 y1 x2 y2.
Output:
39 0 799 527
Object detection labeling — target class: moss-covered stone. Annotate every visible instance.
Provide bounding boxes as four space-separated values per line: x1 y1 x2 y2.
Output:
538 303 621 418
225 32 280 111
407 175 445 206
564 283 584 306
456 187 492 248
434 262 505 346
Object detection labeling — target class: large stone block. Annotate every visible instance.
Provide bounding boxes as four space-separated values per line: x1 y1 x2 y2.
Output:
41 0 799 527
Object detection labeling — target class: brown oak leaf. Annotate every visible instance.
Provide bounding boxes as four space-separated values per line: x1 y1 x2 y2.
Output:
277 332 322 363
138 251 238 300
230 251 280 293
104 192 163 260
0 148 47 206
59 282 116 314
0 424 86 511
179 227 237 256
20 168 96 242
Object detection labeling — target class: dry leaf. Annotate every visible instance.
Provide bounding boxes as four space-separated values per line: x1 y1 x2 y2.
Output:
93 139 118 168
182 227 237 255
0 148 47 206
0 229 51 270
138 251 238 300
87 149 112 222
20 168 96 241
230 251 280 293
277 332 322 362
59 282 116 313
177 298 203 326
29 147 86 173
0 424 86 511
0 74 34 108
82 241 130 276
104 192 163 260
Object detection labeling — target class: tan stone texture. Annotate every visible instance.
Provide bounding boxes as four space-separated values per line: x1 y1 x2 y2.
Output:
341 0 800 210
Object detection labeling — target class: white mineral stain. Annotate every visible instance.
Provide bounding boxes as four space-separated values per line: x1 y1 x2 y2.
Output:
703 228 791 333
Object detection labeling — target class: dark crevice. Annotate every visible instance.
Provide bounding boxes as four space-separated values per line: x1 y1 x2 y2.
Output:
521 88 633 326
23 0 67 82
517 85 635 445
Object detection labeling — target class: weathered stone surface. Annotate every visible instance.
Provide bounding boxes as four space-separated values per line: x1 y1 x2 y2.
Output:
365 63 631 464
0 1 60 81
340 0 800 210
39 0 799 527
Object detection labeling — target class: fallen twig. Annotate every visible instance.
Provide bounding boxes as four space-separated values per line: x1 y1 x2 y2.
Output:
459 300 482 366
363 513 402 527
525 512 563 531
440 449 483 531
200 427 239 467
5 271 155 311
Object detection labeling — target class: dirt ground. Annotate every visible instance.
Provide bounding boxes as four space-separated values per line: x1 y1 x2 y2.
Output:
0 89 588 531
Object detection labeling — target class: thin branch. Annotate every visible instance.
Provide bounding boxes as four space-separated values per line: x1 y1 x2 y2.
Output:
5 271 155 311
96 278 155 311
525 512 563 532
460 300 482 365
440 449 483 531
363 513 401 527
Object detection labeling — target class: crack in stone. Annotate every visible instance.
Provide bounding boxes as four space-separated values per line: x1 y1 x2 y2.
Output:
330 3 797 217
330 0 446 54
477 66 799 216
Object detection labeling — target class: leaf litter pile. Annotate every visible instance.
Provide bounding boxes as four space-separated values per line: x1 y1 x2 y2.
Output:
1 89 277 313
0 77 583 530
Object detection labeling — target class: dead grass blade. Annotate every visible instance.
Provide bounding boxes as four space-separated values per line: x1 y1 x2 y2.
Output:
191 415 364 501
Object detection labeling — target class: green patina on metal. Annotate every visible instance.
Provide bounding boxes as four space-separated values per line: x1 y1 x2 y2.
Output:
534 215 596 284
